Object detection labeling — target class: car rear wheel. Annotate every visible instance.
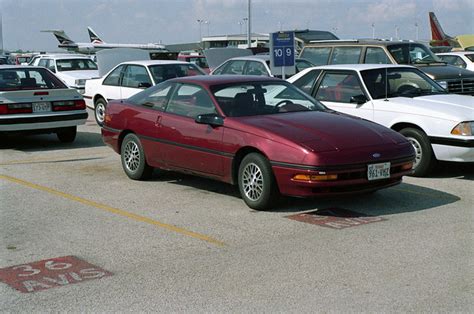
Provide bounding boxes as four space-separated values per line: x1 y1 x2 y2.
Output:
94 98 107 126
121 133 153 180
400 127 435 177
56 126 77 143
238 153 279 210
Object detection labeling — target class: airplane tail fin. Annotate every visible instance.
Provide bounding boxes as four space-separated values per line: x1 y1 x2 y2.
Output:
41 29 75 45
88 27 104 44
429 12 451 41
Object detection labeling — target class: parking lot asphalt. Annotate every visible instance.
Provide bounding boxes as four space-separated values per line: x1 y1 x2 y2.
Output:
1 110 473 312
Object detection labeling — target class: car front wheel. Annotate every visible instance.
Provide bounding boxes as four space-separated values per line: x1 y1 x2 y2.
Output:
238 153 279 210
400 127 435 177
121 133 153 180
94 98 107 126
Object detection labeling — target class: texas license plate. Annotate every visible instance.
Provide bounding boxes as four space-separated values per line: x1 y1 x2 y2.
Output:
367 162 390 181
32 102 51 113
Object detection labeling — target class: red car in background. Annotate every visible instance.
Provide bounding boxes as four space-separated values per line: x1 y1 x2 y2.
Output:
102 75 414 210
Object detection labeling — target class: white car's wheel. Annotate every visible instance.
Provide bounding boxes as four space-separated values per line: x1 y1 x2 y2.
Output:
400 127 435 176
94 98 107 126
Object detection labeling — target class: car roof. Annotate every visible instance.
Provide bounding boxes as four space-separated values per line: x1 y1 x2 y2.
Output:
228 55 270 62
0 65 46 70
119 60 191 66
168 75 282 86
437 51 474 56
35 54 92 59
307 64 416 71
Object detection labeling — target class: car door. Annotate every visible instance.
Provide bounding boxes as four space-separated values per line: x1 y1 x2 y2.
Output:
313 70 374 120
100 64 126 101
157 83 224 176
120 64 152 99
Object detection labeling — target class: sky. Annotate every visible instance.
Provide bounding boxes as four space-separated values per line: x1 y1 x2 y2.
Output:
0 0 473 52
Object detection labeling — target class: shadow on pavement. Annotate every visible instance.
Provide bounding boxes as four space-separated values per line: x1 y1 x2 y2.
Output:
0 131 105 152
429 162 474 181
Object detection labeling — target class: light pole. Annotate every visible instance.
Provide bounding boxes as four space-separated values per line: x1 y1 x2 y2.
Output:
395 25 399 40
371 23 375 39
204 20 210 36
415 22 419 41
238 20 244 35
197 19 205 43
247 0 251 48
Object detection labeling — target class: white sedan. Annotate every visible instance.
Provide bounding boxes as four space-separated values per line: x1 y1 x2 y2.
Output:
0 66 87 142
288 64 474 176
437 51 474 72
84 60 206 126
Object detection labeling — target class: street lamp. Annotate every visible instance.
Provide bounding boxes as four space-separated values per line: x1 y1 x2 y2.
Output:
197 19 206 42
415 22 419 41
238 20 244 34
371 23 375 39
395 25 399 40
204 20 210 36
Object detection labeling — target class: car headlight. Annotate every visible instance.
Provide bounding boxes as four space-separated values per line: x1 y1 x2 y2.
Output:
75 79 86 86
451 121 474 136
436 80 448 89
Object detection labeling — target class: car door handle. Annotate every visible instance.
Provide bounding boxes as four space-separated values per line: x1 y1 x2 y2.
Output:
155 115 162 126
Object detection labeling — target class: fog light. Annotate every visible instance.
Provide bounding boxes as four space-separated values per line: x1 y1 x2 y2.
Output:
401 162 413 170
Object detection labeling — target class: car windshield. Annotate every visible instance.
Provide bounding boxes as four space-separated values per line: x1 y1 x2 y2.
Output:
211 81 326 117
0 68 67 91
148 64 206 84
387 44 443 65
56 59 98 71
361 68 447 99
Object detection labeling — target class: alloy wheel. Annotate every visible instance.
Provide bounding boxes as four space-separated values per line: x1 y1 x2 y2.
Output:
241 162 264 201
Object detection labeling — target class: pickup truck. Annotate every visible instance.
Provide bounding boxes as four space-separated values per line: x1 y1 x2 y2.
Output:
84 60 206 125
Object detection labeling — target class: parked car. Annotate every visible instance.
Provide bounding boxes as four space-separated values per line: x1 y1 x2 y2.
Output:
299 39 474 95
288 64 474 176
177 51 210 73
84 60 206 126
436 51 474 71
211 55 314 78
30 54 99 94
101 75 415 210
0 66 87 142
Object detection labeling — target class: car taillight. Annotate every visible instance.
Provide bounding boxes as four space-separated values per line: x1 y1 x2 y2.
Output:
52 99 86 111
0 103 33 114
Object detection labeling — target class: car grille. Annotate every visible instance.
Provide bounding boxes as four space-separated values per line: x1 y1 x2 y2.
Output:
446 78 474 95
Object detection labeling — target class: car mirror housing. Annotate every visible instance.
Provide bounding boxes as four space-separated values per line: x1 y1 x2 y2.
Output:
350 94 368 105
138 82 152 89
195 113 224 127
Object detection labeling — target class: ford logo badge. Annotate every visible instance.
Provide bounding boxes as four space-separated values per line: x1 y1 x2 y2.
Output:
372 153 381 158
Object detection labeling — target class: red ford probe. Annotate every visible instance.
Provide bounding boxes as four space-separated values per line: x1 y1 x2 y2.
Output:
102 75 415 210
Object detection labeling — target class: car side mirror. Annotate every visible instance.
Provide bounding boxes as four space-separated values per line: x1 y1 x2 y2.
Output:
138 82 152 89
350 94 368 105
195 113 224 127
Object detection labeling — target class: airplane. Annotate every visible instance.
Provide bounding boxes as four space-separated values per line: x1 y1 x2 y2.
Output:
429 12 474 51
87 27 104 44
41 29 166 54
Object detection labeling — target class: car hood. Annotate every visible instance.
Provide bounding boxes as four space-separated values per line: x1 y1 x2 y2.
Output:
58 70 99 80
238 111 403 152
379 94 474 121
416 64 474 80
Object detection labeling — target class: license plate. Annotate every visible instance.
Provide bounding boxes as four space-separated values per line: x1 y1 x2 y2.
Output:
32 102 51 113
367 162 390 181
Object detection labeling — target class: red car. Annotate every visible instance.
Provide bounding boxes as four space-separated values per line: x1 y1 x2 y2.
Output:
102 76 414 210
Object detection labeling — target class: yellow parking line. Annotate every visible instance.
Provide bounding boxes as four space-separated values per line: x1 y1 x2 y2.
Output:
0 174 225 247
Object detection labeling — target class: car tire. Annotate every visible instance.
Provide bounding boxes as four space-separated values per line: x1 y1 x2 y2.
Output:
94 98 107 126
121 133 153 180
400 127 435 177
238 153 279 210
56 126 77 143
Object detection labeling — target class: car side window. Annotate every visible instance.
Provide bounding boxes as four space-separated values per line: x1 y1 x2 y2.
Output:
122 65 152 88
330 47 362 64
166 84 216 118
103 65 125 86
245 61 269 76
221 60 246 75
128 82 173 111
292 69 321 95
300 47 332 65
364 47 390 64
439 55 467 68
315 72 365 103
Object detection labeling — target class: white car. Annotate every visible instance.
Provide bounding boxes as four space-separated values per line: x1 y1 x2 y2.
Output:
83 60 206 125
0 66 87 142
32 54 99 94
437 51 474 71
288 64 474 176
